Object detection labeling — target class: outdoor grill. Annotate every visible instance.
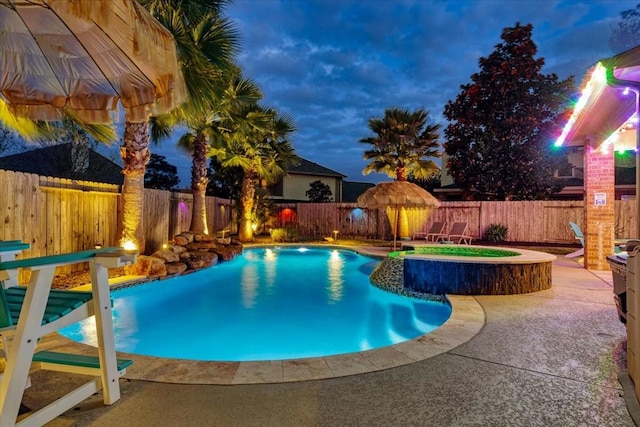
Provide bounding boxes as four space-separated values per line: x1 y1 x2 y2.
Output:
607 240 640 324
608 252 629 323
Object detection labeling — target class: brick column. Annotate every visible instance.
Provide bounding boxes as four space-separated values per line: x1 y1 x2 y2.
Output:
583 143 615 270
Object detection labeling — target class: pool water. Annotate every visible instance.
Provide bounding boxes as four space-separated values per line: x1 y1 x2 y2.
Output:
60 247 452 362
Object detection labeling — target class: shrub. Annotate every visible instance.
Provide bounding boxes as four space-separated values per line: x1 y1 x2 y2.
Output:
270 227 299 242
484 223 508 243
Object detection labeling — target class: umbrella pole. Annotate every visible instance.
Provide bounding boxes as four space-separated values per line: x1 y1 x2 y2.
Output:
393 205 399 251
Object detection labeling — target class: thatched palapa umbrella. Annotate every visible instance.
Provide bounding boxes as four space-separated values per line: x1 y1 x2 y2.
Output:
0 0 186 124
357 181 440 250
0 0 187 251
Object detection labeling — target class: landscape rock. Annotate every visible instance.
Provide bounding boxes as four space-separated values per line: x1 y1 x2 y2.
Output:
151 249 180 263
173 235 189 246
212 246 238 261
184 251 218 270
125 255 167 278
165 262 188 275
174 232 195 246
171 245 187 254
186 241 217 251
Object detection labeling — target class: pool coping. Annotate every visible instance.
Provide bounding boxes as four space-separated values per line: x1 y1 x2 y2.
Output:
37 244 485 385
398 243 557 265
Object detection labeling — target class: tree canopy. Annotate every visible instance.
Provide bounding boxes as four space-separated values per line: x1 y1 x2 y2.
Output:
443 23 574 201
360 108 441 182
306 180 333 202
144 153 180 190
609 3 640 54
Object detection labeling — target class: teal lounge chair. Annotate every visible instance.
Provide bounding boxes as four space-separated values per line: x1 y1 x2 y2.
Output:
566 222 626 258
0 246 137 427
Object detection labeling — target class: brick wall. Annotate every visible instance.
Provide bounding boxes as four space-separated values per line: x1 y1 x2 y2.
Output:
584 146 615 270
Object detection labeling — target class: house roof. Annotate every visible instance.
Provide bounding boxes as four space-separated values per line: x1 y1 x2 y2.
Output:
556 45 640 151
435 167 635 198
342 181 375 203
288 157 346 178
0 143 123 185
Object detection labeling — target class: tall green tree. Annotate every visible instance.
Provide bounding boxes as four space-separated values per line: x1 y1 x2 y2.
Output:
210 106 298 242
443 23 574 201
610 3 640 54
206 158 243 198
360 108 441 182
143 0 240 235
306 180 333 202
145 154 180 190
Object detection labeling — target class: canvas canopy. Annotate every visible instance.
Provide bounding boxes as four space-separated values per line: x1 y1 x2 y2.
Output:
556 45 640 239
0 0 186 124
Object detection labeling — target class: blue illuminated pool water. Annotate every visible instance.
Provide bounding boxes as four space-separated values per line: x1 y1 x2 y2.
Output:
60 247 451 361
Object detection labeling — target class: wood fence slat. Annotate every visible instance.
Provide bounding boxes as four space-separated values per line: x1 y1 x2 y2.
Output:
0 169 637 261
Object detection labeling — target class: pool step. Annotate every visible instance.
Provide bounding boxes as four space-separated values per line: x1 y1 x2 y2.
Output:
390 304 422 340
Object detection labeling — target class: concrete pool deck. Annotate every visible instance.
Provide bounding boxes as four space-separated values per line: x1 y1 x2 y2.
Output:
21 249 636 426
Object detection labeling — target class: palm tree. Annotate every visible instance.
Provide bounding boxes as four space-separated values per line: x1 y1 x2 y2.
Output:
152 70 262 234
360 108 441 182
142 0 240 236
360 108 441 239
210 106 298 242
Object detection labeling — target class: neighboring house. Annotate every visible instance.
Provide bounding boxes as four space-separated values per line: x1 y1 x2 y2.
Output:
268 157 347 202
435 149 636 200
0 143 123 185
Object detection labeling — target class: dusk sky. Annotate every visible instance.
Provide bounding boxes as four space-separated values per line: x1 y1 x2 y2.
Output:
151 0 638 186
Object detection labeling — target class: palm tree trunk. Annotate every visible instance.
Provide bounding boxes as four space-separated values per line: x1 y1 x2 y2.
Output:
396 166 407 182
239 171 256 242
189 133 209 235
119 120 151 252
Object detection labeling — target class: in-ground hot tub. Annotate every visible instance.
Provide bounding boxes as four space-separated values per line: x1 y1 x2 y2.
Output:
370 244 556 296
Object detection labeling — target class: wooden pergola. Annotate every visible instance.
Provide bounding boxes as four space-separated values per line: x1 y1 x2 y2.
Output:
555 45 640 270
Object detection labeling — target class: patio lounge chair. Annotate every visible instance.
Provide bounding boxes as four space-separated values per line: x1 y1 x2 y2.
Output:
0 241 30 287
412 221 447 242
446 222 472 244
566 222 627 258
0 246 137 427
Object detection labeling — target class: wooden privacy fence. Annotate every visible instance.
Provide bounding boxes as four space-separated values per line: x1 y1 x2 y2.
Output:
271 200 638 244
143 189 234 251
1 168 638 264
0 170 234 271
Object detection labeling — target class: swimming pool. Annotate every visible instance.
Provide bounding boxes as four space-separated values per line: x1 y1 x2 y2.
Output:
60 246 452 362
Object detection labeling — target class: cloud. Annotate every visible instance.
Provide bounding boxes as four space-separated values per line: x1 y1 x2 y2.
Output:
213 0 636 184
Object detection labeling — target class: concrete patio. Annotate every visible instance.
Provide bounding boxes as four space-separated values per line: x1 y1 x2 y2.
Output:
22 254 635 426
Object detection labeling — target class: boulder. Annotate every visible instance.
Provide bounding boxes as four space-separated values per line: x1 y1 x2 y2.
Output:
174 232 195 246
172 245 187 254
184 251 218 270
194 233 213 242
151 249 180 263
212 246 237 261
165 261 188 275
173 235 189 246
125 255 167 278
186 241 217 251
